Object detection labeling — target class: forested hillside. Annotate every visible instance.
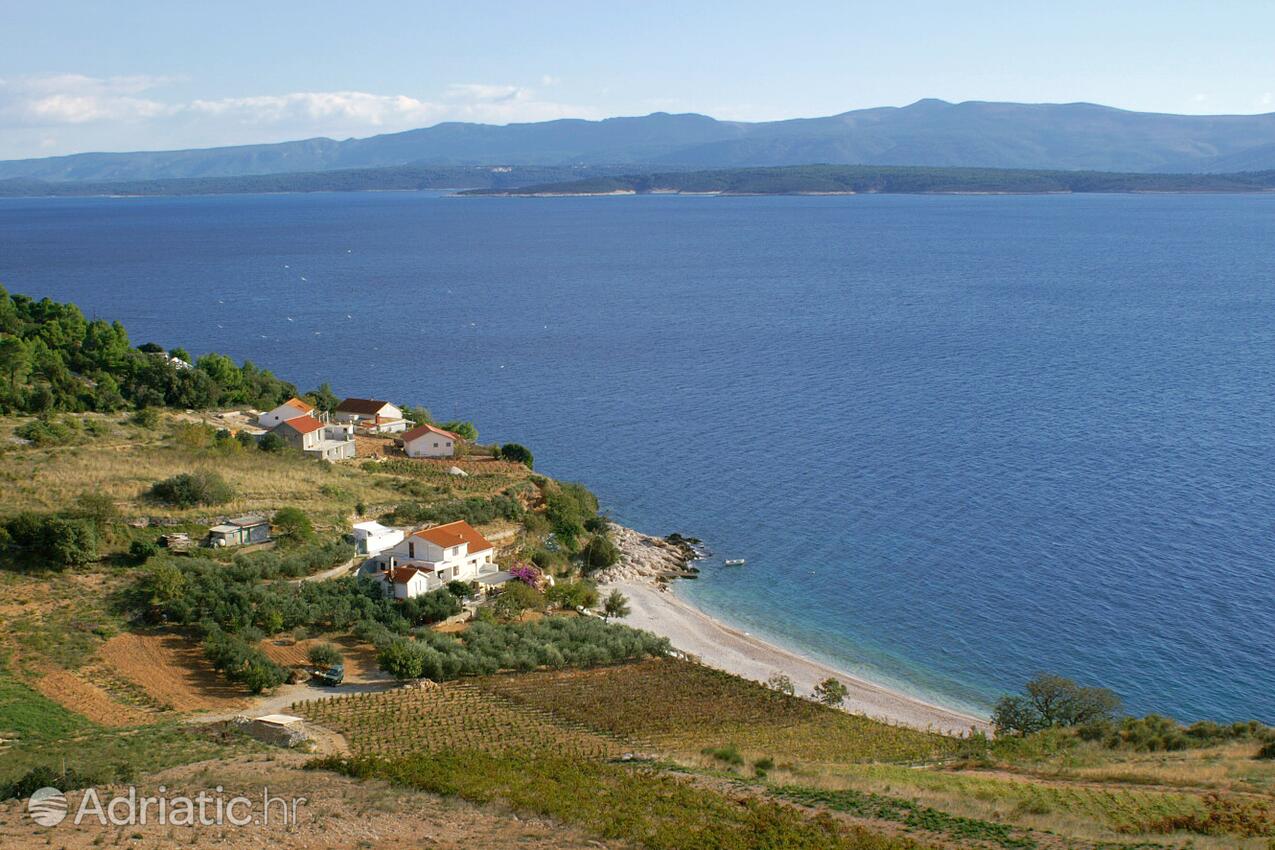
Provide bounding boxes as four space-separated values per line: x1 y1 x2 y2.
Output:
0 285 295 413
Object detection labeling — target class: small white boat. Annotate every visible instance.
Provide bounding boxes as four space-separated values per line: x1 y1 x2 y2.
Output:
724 558 746 566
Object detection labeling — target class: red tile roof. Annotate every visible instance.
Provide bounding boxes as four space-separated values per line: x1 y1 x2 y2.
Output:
410 520 492 554
402 423 461 443
281 396 314 413
277 414 324 435
389 565 428 584
336 398 394 415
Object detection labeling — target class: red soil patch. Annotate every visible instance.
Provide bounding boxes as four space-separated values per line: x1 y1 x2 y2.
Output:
258 635 381 682
99 632 251 712
32 668 151 726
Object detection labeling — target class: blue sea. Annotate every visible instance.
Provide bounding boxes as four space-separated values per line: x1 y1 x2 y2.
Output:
2 191 1273 722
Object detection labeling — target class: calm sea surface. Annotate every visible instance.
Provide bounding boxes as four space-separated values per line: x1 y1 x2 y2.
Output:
2 191 1273 721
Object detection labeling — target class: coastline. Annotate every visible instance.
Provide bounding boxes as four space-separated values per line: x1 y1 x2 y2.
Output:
599 525 991 737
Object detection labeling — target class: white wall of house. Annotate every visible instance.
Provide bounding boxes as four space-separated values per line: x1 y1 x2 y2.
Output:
390 571 431 599
353 523 404 556
404 433 455 458
335 402 403 423
258 401 309 429
388 536 493 583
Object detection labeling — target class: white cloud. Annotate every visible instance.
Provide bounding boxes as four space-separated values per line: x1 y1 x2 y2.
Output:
0 73 594 158
0 73 173 126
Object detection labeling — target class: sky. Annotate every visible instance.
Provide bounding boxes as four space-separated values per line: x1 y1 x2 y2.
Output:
2 0 1274 160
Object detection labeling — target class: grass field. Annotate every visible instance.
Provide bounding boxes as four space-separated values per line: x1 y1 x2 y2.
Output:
0 413 403 522
319 749 927 850
472 658 964 764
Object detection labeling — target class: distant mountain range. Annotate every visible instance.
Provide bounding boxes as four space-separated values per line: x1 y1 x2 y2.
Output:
4 99 1275 182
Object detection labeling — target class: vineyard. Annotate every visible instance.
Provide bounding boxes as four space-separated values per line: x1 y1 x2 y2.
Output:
292 681 629 760
471 658 964 764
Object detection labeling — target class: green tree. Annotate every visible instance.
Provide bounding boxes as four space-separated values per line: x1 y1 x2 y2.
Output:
194 352 243 400
491 582 546 622
581 534 620 571
402 406 433 426
307 643 342 667
993 674 1123 735
991 695 1046 736
440 420 478 442
305 383 340 414
0 335 31 403
813 677 848 707
1025 673 1122 727
601 589 630 622
44 517 99 568
499 443 534 468
240 657 285 694
272 507 314 542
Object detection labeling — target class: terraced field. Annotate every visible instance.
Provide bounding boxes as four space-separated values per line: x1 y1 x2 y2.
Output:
292 681 629 760
472 657 964 763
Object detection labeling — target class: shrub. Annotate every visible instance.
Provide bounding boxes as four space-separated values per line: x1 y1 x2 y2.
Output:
43 517 99 568
131 407 161 428
68 491 119 528
128 538 160 563
401 588 463 625
813 677 848 707
308 643 343 667
702 743 744 766
15 416 80 447
148 471 234 507
498 442 534 468
391 493 523 527
766 673 796 696
1257 741 1275 760
257 431 286 453
545 579 598 611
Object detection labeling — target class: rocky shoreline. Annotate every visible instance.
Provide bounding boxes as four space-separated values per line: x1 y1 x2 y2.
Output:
596 523 700 586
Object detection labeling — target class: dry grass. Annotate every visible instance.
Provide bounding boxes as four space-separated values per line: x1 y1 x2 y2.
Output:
783 760 1275 848
0 412 402 521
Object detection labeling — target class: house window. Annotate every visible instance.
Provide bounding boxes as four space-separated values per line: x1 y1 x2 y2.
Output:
409 542 415 559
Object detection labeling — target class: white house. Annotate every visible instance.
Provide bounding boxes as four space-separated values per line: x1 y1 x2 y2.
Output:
383 565 434 599
401 423 460 458
352 521 404 556
257 396 316 429
334 398 406 432
271 416 356 461
376 520 496 597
